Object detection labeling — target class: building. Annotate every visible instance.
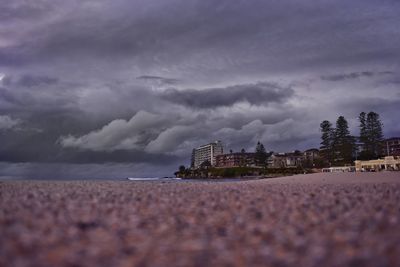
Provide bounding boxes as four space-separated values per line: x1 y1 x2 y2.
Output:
303 148 320 165
285 152 304 167
216 152 257 168
382 137 400 156
267 154 286 168
355 156 400 172
322 166 355 172
267 151 304 168
191 141 223 169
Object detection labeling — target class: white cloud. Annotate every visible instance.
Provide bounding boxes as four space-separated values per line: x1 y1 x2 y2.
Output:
0 115 20 130
145 125 196 154
59 111 170 151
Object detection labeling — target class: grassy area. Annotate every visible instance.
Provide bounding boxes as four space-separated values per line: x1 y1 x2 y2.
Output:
177 166 308 179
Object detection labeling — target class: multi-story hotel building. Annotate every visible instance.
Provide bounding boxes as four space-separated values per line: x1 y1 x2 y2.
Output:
191 141 223 169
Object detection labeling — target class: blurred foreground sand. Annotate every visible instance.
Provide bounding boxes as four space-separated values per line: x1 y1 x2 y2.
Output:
1 172 400 267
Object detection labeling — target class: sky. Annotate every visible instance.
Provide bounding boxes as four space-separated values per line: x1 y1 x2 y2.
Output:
1 0 400 179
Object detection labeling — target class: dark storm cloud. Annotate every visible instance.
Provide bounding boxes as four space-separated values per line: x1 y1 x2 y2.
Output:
137 75 180 85
2 0 399 72
0 2 53 22
321 71 394 81
16 74 58 87
160 82 294 108
0 73 151 122
0 81 78 114
0 109 181 167
1 74 59 87
0 144 178 165
0 47 30 67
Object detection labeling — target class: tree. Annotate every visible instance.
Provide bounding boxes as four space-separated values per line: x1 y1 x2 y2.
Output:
359 111 384 159
255 141 267 166
359 112 367 143
179 165 186 173
241 148 246 153
175 165 189 178
320 120 334 165
358 112 369 159
366 111 383 158
333 116 355 165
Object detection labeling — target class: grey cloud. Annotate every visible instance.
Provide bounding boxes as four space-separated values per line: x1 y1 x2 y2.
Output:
59 111 174 152
160 82 294 109
145 125 199 154
2 0 399 74
137 76 180 85
0 115 20 130
321 71 394 81
16 74 58 87
211 118 316 153
0 2 53 22
0 84 78 115
212 120 267 151
0 47 30 67
1 74 59 87
0 116 180 165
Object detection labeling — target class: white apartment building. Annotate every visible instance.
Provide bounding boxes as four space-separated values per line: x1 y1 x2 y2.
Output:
192 141 223 168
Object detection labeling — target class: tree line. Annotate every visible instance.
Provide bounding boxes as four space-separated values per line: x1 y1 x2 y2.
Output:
320 111 383 166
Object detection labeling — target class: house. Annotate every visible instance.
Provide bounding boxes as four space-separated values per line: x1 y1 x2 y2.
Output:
267 151 304 168
216 152 257 168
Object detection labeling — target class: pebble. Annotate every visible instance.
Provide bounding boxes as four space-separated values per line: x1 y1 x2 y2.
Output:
1 173 400 266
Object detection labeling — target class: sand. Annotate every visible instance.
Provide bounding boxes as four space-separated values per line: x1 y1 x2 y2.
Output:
1 172 400 267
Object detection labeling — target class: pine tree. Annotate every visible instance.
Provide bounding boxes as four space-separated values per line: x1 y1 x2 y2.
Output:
358 112 370 160
359 111 384 159
366 111 384 158
179 165 186 173
359 112 367 144
320 120 334 165
334 116 355 165
255 141 267 166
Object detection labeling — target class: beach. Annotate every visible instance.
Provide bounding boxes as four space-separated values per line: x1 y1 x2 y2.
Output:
1 172 400 267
